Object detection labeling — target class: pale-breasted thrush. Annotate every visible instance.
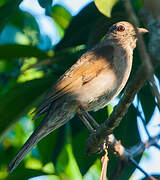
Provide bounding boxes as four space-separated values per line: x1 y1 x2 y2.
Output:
8 21 148 172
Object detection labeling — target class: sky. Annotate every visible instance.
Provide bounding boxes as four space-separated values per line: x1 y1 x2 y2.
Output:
19 0 160 179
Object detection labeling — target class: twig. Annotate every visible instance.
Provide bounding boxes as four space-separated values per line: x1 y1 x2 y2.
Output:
154 144 160 150
108 133 160 160
137 110 151 138
130 135 160 157
129 157 157 180
149 76 160 108
108 134 130 160
108 133 160 180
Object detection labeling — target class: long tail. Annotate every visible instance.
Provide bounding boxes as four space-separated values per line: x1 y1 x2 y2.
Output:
7 116 60 173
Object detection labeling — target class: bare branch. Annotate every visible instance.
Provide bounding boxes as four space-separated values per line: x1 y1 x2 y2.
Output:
129 157 157 180
108 133 160 180
108 134 160 160
137 110 151 138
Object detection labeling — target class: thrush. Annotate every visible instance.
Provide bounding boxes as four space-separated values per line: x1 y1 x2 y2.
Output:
8 21 148 172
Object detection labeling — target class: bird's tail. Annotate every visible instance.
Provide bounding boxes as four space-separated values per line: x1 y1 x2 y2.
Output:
7 117 59 173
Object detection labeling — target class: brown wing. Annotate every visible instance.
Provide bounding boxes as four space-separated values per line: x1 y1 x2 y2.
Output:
33 45 114 119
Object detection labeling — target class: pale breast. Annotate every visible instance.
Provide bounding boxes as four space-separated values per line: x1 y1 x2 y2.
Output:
76 66 118 110
76 46 133 111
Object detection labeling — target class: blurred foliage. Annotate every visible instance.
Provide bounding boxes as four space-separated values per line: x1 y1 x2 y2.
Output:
51 5 72 30
94 0 119 17
0 0 159 180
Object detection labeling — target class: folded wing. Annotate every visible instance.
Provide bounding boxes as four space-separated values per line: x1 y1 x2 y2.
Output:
33 45 114 118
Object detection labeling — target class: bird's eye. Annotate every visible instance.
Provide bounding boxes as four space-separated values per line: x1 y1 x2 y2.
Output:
117 25 125 32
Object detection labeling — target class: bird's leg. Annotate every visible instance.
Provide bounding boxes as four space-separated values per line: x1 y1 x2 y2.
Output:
78 113 94 133
78 107 109 154
79 106 99 129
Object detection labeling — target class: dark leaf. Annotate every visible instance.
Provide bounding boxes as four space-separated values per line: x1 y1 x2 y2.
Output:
72 116 98 175
55 2 103 50
0 0 23 33
37 124 65 165
6 166 48 180
0 44 48 60
155 66 160 80
9 9 40 33
108 105 142 179
138 83 156 124
55 1 128 50
38 0 52 9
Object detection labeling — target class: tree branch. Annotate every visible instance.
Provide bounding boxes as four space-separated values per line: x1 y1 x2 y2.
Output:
108 133 160 160
124 0 160 110
108 133 160 180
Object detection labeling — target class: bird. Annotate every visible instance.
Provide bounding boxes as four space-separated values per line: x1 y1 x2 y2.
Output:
8 21 148 173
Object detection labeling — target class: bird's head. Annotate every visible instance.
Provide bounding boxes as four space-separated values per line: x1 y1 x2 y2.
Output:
106 21 148 49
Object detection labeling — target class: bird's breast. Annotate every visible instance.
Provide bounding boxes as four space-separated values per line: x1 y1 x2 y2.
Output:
76 47 133 111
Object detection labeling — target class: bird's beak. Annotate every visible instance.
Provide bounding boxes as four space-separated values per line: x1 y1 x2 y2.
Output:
137 27 149 34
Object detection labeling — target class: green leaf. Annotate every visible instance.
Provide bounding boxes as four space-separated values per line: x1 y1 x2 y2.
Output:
0 0 6 6
51 5 72 30
56 125 83 180
84 159 101 180
49 5 72 38
0 44 48 59
0 75 56 139
37 125 64 165
94 0 119 17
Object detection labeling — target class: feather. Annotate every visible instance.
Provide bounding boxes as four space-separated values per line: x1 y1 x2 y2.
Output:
33 45 114 119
